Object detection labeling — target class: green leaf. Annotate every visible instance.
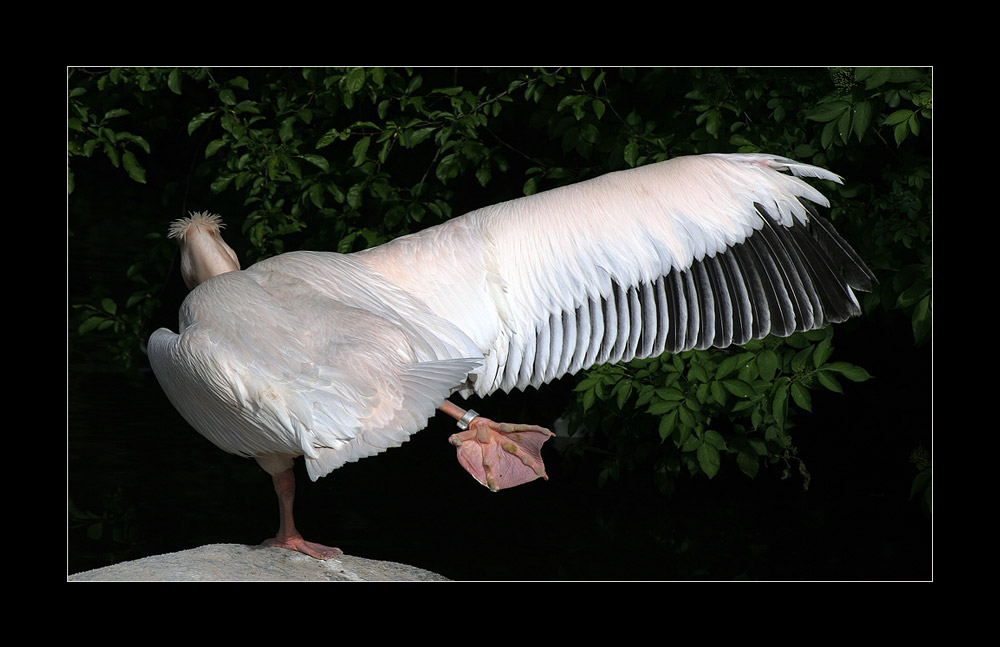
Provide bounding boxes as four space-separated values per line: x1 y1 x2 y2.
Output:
615 380 632 409
722 379 756 399
307 183 325 208
853 101 873 141
678 404 695 429
337 231 359 253
188 111 215 135
688 362 709 383
205 139 226 158
279 117 295 143
790 382 812 411
715 354 741 380
346 183 364 208
705 109 722 137
475 165 492 187
813 337 833 368
78 316 103 335
757 349 778 381
697 442 721 479
648 400 678 415
837 108 851 144
825 362 873 382
884 109 914 126
772 383 788 427
210 174 234 194
574 375 600 392
857 67 892 89
352 137 370 166
808 101 850 123
167 68 183 95
791 346 812 372
893 121 909 146
592 99 606 119
103 142 119 168
300 154 329 172
816 370 843 393
658 410 678 441
821 120 835 148
737 451 759 479
317 128 344 149
345 68 366 93
121 150 146 184
436 153 460 183
655 387 686 401
103 108 130 120
709 381 727 405
624 140 639 167
704 429 727 450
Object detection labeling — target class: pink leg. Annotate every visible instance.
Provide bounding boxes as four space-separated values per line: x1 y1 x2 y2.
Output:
261 468 342 560
440 401 555 491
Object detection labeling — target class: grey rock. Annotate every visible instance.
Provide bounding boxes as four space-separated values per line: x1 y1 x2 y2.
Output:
68 544 450 582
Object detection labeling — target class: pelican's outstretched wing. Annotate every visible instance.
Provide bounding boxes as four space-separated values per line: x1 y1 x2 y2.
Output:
354 154 875 396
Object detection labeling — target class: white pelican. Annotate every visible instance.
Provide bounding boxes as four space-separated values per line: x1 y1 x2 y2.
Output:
148 153 876 559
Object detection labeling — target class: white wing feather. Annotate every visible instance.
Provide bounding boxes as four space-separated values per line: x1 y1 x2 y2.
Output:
354 153 871 396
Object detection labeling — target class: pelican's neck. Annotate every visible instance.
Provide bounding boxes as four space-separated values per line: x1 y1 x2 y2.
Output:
168 212 241 290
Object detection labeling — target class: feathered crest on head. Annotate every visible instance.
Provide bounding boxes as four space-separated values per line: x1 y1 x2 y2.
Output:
167 212 226 240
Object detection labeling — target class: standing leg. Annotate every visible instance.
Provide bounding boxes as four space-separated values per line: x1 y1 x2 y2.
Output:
260 468 343 560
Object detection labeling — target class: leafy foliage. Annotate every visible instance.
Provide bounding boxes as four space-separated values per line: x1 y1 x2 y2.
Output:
68 67 931 494
566 328 873 494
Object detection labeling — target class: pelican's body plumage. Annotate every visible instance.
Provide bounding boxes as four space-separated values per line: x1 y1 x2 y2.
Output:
149 251 482 481
148 153 875 558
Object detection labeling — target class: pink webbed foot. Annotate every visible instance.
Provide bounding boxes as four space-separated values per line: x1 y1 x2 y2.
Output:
262 534 343 560
449 417 555 492
260 468 342 560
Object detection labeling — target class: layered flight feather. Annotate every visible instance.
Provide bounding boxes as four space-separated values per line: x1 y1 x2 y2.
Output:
355 153 875 395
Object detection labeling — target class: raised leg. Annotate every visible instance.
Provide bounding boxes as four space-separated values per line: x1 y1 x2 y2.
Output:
261 468 342 560
439 401 555 492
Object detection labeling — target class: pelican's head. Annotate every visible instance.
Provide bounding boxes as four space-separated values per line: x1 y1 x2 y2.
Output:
168 212 241 290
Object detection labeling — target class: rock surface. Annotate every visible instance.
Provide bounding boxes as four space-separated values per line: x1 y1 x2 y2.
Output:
67 544 450 582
